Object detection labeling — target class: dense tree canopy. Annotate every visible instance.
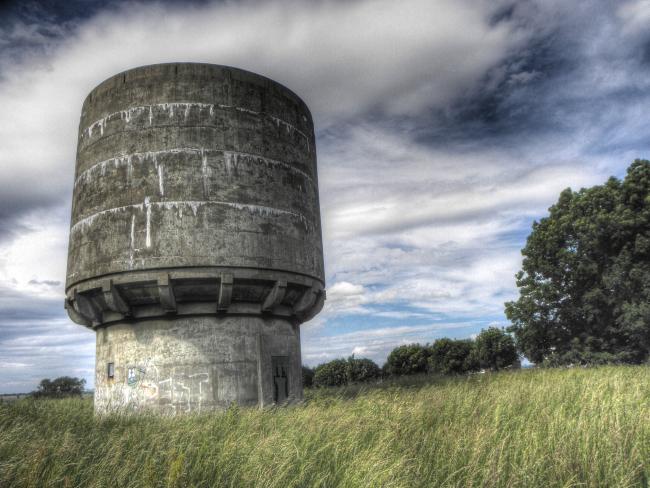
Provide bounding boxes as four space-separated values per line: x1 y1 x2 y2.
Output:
473 328 519 371
506 160 650 365
313 356 381 387
428 338 479 375
383 344 430 376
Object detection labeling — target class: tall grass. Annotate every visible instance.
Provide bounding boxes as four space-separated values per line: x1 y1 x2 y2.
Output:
1 366 648 487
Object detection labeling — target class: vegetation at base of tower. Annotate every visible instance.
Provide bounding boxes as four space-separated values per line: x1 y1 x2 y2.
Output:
31 376 85 398
312 356 381 387
506 160 650 366
1 366 648 487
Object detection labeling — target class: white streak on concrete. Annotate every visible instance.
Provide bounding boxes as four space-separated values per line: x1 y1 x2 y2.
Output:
129 215 136 270
157 163 164 196
224 151 313 181
75 148 203 188
144 197 151 248
201 149 209 198
70 202 145 233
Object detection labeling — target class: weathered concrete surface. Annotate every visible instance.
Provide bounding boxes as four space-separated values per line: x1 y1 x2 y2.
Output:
65 63 325 414
95 316 302 413
67 63 322 285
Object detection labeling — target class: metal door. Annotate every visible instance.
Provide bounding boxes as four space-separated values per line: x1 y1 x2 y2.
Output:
272 356 289 403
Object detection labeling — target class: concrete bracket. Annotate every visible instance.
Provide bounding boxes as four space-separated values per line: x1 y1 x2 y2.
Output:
300 289 326 322
262 280 287 313
102 279 131 316
64 297 92 327
293 283 320 316
158 274 177 313
217 273 234 312
73 289 102 326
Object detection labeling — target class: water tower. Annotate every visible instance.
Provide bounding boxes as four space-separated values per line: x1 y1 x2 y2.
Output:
65 63 325 414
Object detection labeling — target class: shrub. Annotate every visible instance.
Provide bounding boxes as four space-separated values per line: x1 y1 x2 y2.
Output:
313 357 382 387
384 344 430 376
474 328 519 371
313 359 349 387
428 338 479 375
347 357 382 383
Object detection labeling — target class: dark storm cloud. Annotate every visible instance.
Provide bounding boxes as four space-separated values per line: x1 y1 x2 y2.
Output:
411 0 650 164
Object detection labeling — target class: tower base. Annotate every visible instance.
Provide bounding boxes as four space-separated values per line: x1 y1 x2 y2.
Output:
94 316 302 414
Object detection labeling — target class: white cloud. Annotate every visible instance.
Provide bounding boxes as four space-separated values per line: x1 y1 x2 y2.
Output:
1 0 648 389
618 0 650 34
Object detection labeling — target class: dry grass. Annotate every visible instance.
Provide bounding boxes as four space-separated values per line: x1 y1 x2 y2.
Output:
1 366 648 487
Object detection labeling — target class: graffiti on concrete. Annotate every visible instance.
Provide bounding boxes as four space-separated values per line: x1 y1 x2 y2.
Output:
96 357 211 414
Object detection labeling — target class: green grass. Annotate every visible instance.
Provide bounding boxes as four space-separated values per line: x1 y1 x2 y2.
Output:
1 366 649 487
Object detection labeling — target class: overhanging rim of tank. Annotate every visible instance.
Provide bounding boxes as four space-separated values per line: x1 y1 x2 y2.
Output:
82 62 314 123
65 265 326 295
64 267 326 329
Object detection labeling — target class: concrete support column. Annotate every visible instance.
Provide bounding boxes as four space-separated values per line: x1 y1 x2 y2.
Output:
94 315 302 414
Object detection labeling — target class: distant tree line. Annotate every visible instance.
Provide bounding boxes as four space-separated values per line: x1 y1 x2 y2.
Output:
303 327 519 388
32 377 86 398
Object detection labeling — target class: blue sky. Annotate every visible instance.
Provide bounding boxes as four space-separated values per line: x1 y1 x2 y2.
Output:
1 0 649 392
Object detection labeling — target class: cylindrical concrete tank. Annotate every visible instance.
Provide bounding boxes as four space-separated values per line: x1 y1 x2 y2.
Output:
65 63 325 414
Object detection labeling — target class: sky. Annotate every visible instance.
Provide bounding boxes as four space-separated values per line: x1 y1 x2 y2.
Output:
1 0 649 393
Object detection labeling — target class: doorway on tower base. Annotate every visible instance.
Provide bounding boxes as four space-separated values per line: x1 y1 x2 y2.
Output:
272 356 289 403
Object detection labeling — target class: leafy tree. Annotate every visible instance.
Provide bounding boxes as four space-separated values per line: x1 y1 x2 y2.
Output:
33 377 86 398
313 359 349 387
384 344 430 376
313 357 382 387
302 366 315 388
506 160 650 365
346 357 382 382
428 338 479 375
474 328 519 371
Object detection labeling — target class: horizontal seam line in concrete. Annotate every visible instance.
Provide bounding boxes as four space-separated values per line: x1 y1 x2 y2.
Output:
77 124 312 159
70 200 310 233
81 103 311 142
74 148 314 188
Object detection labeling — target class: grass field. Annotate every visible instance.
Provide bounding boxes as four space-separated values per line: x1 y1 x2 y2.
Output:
1 366 649 487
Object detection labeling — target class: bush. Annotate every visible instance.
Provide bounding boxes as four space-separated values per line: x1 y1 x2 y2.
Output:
428 338 479 375
313 357 382 387
347 357 382 383
314 359 349 387
32 377 86 398
384 344 430 376
541 344 632 367
302 366 315 388
474 328 519 371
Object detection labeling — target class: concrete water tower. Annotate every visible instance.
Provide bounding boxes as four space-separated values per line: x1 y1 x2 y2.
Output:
65 63 325 414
